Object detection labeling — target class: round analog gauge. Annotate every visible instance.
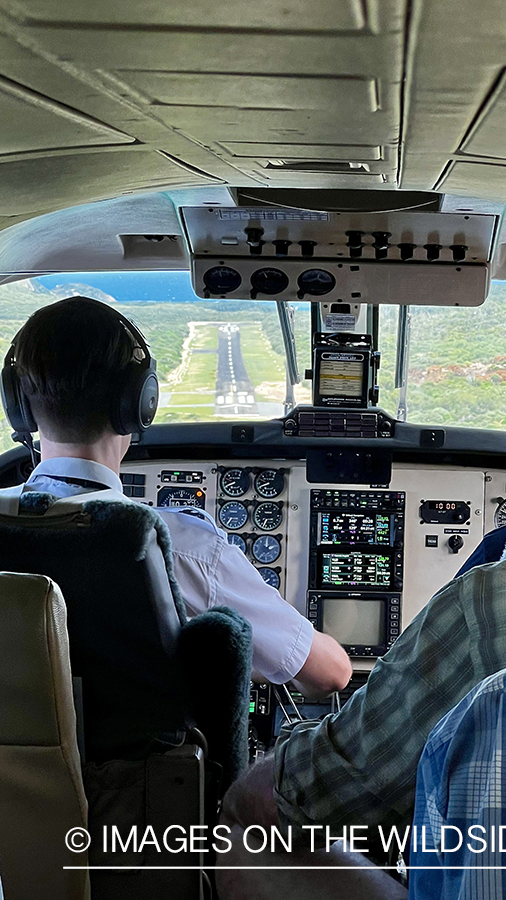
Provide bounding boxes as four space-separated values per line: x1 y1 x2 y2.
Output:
257 567 280 590
252 534 281 564
250 267 289 296
203 266 241 294
253 501 283 531
227 533 247 554
220 467 250 497
218 500 248 530
494 498 506 528
297 269 336 296
157 486 205 508
254 468 285 499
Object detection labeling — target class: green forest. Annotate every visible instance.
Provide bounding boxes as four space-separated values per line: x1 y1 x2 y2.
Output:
378 280 506 428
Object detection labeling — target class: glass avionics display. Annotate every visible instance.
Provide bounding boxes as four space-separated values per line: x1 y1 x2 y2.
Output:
319 511 392 545
322 598 386 647
320 551 392 588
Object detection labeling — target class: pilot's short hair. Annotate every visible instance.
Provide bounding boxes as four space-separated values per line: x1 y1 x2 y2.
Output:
16 297 135 442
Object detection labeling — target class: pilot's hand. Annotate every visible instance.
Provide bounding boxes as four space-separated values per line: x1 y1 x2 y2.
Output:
220 752 279 832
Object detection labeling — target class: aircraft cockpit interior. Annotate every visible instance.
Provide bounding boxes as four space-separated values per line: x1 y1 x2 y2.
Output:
0 2 506 898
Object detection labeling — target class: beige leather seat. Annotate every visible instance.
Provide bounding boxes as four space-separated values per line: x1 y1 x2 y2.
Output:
0 572 90 900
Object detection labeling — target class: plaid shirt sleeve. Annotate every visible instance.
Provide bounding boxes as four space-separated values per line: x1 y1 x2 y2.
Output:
409 670 506 900
274 559 506 838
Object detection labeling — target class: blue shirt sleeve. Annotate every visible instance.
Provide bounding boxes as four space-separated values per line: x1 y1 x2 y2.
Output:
456 526 506 577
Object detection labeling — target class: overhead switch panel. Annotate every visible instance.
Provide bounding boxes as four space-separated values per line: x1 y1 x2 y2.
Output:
181 207 500 307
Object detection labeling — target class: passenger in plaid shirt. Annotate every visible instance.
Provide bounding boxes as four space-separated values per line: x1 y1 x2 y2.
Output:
219 555 506 898
272 557 506 843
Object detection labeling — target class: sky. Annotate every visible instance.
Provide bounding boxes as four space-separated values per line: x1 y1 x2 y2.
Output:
35 270 200 303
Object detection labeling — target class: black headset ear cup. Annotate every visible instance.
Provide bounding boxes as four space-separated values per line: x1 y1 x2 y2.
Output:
111 366 159 435
0 358 37 433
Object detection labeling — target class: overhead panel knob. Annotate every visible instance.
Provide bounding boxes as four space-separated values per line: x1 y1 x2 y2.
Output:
345 230 365 259
398 242 417 260
299 240 317 257
424 243 442 261
245 226 265 256
371 231 391 260
273 240 292 257
450 244 468 262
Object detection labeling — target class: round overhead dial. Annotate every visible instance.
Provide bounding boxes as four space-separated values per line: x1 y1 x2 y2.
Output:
227 533 247 554
218 501 248 530
252 534 281 564
257 567 280 589
253 502 283 531
250 268 289 296
203 266 241 294
220 468 250 497
494 497 506 528
254 468 285 499
297 269 336 296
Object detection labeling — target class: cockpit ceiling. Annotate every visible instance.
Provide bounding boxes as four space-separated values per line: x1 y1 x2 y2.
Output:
0 0 504 226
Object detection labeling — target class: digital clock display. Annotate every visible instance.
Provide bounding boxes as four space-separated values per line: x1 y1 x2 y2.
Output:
420 500 471 525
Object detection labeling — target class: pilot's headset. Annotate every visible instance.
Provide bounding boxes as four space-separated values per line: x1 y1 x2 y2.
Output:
0 297 159 442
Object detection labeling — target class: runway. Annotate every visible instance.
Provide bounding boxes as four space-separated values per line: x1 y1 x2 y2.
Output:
215 324 258 416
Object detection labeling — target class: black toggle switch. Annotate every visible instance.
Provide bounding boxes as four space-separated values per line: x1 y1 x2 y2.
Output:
448 534 464 554
450 244 468 262
398 242 417 260
371 231 391 260
424 243 442 261
245 226 265 256
345 230 365 259
299 240 316 257
273 240 292 257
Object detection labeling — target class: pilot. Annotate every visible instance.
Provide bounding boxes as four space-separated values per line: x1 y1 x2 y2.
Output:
0 296 352 702
217 541 506 897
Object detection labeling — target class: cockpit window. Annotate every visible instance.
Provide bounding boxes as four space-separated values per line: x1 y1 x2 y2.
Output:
378 281 506 429
0 271 311 452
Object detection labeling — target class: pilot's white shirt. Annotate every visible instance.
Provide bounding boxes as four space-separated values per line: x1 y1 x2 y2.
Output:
23 457 313 684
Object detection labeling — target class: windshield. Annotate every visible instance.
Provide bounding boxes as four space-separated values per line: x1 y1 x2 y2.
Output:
378 280 506 429
0 271 311 453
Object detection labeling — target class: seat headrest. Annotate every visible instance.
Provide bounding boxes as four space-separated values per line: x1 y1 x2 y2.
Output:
0 572 78 752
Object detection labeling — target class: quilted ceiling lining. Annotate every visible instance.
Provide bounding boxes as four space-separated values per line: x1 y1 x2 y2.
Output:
0 0 503 219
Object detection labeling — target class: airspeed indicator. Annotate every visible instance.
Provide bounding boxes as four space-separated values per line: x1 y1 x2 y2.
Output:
254 469 284 498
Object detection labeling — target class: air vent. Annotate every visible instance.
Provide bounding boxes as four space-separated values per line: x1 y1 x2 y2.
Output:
265 161 371 174
120 234 185 261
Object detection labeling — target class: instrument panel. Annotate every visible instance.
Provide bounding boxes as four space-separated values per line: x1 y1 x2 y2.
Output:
119 457 494 669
